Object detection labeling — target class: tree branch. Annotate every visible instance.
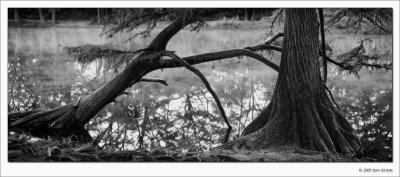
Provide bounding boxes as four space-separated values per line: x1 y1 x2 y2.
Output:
245 32 283 52
158 48 280 72
268 9 284 35
148 9 227 51
68 152 103 162
139 77 168 86
162 51 232 143
319 42 393 72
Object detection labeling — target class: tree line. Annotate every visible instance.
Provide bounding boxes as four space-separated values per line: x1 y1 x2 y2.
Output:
9 8 275 25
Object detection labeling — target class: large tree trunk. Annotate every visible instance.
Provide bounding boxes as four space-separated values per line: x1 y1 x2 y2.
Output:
38 8 46 24
221 9 361 157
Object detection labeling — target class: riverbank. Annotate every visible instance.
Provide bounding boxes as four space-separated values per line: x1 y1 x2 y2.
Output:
9 135 361 162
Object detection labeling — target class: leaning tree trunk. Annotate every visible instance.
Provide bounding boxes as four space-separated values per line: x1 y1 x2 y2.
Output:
221 9 361 157
8 17 191 140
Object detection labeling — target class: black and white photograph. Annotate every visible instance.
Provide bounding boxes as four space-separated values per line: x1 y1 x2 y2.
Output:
1 0 399 176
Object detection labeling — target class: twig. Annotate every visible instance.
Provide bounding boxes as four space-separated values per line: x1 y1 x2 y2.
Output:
323 84 341 111
162 51 232 143
9 150 24 157
245 32 283 52
114 151 157 162
74 144 97 153
269 9 284 35
154 155 178 161
92 125 112 146
326 9 346 30
68 152 103 162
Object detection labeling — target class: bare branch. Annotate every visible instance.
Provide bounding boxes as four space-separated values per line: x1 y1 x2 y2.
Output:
92 125 112 146
139 77 168 86
162 51 232 143
68 152 103 162
326 9 347 30
268 9 284 35
148 9 229 51
363 12 390 33
158 48 280 72
245 32 283 52
323 84 341 111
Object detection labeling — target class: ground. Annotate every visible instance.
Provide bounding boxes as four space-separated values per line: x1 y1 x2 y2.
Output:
9 135 363 162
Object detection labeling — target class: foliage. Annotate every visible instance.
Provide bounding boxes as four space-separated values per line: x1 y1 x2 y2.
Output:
102 9 224 41
64 44 144 69
326 8 392 34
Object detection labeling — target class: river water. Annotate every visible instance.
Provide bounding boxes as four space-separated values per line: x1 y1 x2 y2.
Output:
8 27 392 151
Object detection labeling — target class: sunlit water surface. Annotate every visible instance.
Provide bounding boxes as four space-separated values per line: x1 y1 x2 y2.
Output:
8 27 392 151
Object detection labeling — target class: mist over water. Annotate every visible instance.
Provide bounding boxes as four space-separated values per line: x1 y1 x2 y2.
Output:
8 27 392 152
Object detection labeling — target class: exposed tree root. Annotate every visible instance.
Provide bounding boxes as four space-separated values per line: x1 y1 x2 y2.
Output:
217 92 361 157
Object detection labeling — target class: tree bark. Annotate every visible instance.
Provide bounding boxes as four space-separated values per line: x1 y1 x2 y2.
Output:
251 9 256 21
244 9 248 21
38 8 46 24
221 9 361 157
97 8 103 24
319 8 327 83
139 106 149 149
14 9 21 23
51 8 57 24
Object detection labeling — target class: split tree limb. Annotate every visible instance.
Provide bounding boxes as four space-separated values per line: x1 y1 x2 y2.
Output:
162 51 232 144
8 109 46 124
10 107 66 127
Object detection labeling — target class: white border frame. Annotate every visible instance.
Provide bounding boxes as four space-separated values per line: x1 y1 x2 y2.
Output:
1 1 399 176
